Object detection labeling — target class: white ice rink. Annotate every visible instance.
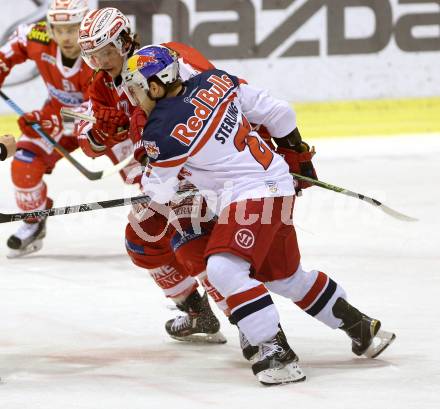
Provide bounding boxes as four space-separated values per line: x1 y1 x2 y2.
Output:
0 135 439 409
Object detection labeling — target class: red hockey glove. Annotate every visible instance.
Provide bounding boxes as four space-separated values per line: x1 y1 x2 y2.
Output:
0 53 10 87
276 142 317 191
129 107 149 163
17 111 61 139
91 107 129 147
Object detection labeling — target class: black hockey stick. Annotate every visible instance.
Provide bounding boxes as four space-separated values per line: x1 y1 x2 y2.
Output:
0 90 126 181
0 194 153 223
291 172 417 222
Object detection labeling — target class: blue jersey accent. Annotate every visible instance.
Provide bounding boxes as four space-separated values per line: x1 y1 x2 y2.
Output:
170 226 210 252
141 69 240 164
125 239 145 255
14 149 36 163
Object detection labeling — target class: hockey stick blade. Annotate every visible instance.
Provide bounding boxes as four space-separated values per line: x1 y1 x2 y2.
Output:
0 194 152 224
291 173 418 222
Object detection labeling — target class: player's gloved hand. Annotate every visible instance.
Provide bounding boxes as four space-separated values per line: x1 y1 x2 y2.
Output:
18 111 61 139
0 53 10 87
276 141 317 191
92 107 129 147
129 107 149 163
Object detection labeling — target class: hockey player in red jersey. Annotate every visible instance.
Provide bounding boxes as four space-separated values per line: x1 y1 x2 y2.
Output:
121 46 396 386
76 8 226 344
0 0 92 257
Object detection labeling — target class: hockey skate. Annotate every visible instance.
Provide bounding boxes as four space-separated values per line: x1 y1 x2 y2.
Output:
252 327 305 386
7 218 47 258
165 291 227 344
239 328 259 363
333 297 396 358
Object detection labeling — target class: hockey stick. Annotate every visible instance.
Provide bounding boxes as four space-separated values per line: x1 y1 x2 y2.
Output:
58 107 136 177
0 194 152 223
0 90 127 181
0 173 416 223
291 172 417 222
60 107 96 123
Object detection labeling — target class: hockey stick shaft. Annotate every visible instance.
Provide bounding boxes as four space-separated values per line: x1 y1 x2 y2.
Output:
60 107 96 123
0 90 105 180
291 172 417 222
0 194 152 223
0 188 200 224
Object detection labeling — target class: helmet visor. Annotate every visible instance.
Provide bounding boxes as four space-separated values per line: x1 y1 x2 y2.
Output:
81 44 121 70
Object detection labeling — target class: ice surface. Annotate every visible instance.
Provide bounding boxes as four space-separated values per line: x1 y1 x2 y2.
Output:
0 135 439 409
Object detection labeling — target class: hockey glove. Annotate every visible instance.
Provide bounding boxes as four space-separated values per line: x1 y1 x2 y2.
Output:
0 53 10 87
276 142 317 191
92 107 129 147
18 111 61 139
129 107 149 163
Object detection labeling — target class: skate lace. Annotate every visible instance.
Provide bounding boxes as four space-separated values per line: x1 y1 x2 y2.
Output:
260 339 283 359
171 315 192 331
14 222 40 240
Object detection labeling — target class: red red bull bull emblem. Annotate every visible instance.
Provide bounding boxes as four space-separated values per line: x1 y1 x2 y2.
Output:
136 55 158 68
127 54 158 73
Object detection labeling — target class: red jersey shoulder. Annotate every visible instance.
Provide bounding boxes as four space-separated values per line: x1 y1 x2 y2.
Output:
163 41 215 72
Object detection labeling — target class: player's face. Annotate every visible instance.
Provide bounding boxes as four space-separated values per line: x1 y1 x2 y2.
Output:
52 24 81 59
87 44 125 78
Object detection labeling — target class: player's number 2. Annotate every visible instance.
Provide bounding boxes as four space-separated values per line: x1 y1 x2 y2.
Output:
234 125 273 170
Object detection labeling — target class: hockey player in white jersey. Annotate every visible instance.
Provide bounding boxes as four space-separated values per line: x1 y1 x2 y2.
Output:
121 46 396 386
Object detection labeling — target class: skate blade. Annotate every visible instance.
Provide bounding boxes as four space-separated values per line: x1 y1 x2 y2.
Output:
258 362 306 386
7 240 43 259
364 329 396 358
170 330 227 344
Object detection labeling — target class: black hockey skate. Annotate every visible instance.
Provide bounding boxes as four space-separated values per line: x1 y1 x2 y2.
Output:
252 327 305 386
7 218 47 259
165 291 227 344
333 297 396 358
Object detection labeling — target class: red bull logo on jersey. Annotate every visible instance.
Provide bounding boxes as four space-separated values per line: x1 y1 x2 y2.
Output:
171 74 235 146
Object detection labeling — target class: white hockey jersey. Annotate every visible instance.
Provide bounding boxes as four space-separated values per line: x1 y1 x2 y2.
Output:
140 69 296 212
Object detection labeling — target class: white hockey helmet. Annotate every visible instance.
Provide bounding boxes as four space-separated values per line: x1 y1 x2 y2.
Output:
78 7 134 69
47 0 89 26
